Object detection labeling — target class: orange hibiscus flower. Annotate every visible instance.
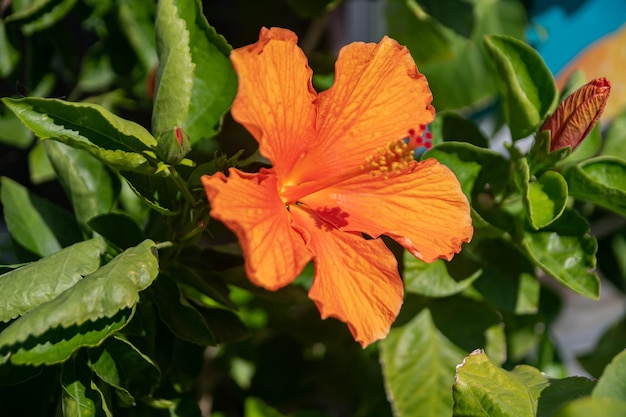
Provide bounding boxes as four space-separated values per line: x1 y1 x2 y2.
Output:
202 27 473 347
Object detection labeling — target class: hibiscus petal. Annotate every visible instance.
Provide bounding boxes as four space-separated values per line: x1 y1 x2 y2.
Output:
202 169 312 290
288 36 435 186
230 27 318 180
300 158 473 263
290 206 404 348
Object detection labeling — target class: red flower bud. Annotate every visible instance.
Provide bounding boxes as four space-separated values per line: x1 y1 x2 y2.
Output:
542 77 611 152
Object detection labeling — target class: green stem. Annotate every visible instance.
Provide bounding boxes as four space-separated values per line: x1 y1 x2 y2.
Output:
168 166 196 207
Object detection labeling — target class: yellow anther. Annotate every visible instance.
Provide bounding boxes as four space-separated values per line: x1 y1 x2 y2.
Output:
362 139 415 177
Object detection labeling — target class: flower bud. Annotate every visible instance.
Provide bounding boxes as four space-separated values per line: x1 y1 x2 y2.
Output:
156 126 191 164
541 77 610 152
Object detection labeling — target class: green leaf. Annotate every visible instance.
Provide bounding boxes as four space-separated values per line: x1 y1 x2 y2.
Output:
6 0 78 35
411 0 475 37
381 308 467 417
45 140 117 228
540 208 590 236
151 274 216 345
0 107 33 149
2 97 158 174
536 377 595 417
0 21 19 77
552 397 626 417
425 142 510 198
602 109 626 159
170 262 237 310
88 339 136 407
430 111 489 148
244 397 287 417
473 238 540 314
0 238 104 322
8 310 131 366
527 131 571 175
593 349 626 401
28 141 56 184
483 35 557 139
403 251 480 297
61 357 101 417
563 157 626 217
153 0 236 143
386 0 455 67
117 0 157 71
0 176 82 258
201 308 249 344
87 213 144 250
387 0 527 111
453 350 547 417
119 170 181 215
381 297 504 417
0 240 158 356
527 172 568 228
514 158 568 229
89 335 160 404
523 231 599 299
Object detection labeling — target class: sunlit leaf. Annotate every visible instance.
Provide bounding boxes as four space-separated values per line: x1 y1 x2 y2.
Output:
382 297 504 417
89 335 160 404
514 158 568 229
523 231 599 299
61 356 112 417
2 97 158 174
382 308 466 417
0 238 104 322
153 0 236 143
8 310 131 366
563 157 626 217
453 350 546 417
593 349 626 401
0 240 158 354
552 397 626 417
45 140 117 228
403 251 480 297
483 35 558 139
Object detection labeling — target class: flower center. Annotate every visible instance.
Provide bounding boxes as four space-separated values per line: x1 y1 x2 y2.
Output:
361 127 432 178
280 127 432 205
